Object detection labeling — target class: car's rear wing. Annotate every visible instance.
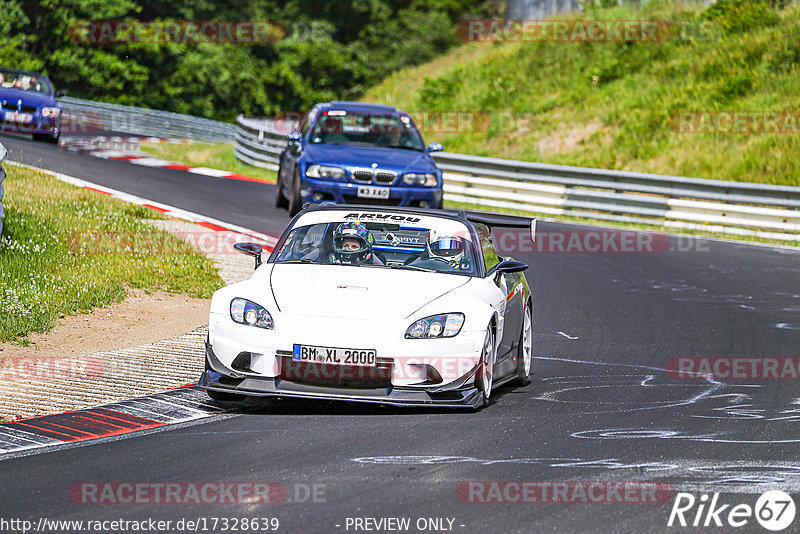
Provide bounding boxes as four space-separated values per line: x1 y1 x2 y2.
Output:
460 211 536 243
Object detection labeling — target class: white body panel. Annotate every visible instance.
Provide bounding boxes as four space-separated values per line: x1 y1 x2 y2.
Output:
208 263 504 386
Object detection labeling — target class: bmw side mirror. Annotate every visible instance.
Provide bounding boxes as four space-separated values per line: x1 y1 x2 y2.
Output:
427 142 443 153
287 131 302 142
55 89 67 98
234 242 264 270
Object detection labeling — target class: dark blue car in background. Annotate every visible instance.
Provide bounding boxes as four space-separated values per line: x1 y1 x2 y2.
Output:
0 68 64 144
275 101 444 215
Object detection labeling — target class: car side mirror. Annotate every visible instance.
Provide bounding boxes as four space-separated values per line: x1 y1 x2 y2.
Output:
286 131 302 142
427 142 443 153
488 259 528 284
55 89 67 98
234 242 263 270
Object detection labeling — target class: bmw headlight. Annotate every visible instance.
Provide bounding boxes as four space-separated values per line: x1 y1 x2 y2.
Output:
41 107 61 118
405 313 464 339
230 298 274 330
402 173 437 187
306 165 346 179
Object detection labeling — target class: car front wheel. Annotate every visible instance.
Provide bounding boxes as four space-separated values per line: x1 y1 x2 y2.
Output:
288 169 303 216
275 164 288 208
475 327 496 408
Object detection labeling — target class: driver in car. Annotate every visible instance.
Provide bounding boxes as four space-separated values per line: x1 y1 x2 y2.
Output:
416 231 469 270
331 222 382 265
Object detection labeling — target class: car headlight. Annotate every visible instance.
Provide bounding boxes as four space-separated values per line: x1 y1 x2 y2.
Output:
230 298 274 330
41 107 61 118
405 313 464 339
402 173 437 187
306 165 347 179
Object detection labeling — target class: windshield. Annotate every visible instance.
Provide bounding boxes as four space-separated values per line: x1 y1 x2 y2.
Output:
273 216 478 276
309 111 426 151
0 69 52 95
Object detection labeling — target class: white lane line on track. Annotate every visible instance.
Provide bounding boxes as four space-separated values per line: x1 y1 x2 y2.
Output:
557 331 579 340
5 160 278 249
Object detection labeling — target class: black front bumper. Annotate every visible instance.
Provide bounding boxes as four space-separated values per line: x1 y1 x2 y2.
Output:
199 341 482 409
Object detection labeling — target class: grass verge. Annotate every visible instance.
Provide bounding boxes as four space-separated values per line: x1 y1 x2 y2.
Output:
365 0 800 186
0 165 225 344
140 141 277 183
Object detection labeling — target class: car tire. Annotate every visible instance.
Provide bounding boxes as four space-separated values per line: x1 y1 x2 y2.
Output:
514 304 533 386
32 133 59 144
207 389 246 402
288 169 303 216
475 327 496 408
275 165 288 209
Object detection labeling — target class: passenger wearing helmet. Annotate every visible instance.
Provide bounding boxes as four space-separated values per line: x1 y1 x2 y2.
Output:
331 222 381 265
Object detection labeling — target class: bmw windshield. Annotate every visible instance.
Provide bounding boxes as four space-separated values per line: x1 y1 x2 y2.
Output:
309 110 426 151
0 69 53 95
272 211 478 276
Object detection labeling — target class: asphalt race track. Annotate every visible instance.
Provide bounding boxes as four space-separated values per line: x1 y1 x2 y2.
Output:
2 131 800 533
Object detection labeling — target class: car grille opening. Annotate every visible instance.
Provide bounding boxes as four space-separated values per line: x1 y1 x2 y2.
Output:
231 352 253 372
374 171 397 184
279 357 393 389
351 170 373 183
20 106 37 114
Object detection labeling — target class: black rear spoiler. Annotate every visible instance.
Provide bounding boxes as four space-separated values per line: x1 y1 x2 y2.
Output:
460 211 536 243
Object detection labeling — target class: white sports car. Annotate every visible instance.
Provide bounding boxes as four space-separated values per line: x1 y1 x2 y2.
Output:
199 205 535 409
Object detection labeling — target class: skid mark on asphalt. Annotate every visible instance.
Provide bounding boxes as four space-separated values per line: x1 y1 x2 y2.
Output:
557 331 579 340
0 388 225 458
350 455 800 493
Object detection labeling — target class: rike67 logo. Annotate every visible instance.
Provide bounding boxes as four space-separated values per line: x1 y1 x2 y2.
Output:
668 491 796 531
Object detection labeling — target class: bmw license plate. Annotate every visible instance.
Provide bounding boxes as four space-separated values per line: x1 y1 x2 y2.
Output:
292 344 376 367
357 186 390 199
3 111 33 124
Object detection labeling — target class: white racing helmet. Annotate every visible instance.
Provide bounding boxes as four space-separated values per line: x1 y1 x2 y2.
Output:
427 230 466 265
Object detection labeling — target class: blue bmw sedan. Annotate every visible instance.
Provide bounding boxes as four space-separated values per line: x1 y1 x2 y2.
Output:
0 68 64 144
275 101 444 215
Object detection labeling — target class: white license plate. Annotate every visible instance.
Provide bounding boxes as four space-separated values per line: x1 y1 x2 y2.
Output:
292 344 376 367
357 186 390 199
3 111 33 124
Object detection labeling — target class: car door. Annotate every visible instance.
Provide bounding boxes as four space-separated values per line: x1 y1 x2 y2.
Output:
476 224 518 375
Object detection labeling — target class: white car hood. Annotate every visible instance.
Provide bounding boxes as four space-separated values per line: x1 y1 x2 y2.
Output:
270 264 469 321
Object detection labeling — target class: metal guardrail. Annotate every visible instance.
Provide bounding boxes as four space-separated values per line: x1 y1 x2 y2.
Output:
0 142 5 235
233 115 289 171
233 116 800 242
59 97 236 142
